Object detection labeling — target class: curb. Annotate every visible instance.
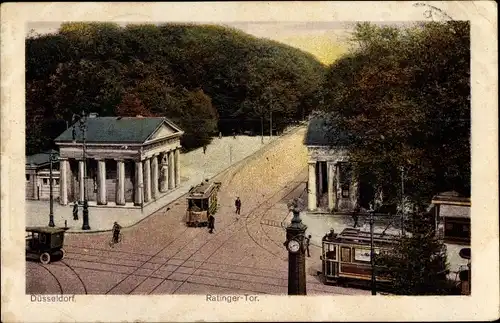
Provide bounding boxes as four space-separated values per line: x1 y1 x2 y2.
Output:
66 126 306 234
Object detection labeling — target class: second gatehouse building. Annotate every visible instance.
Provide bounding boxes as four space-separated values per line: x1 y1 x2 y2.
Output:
54 115 184 207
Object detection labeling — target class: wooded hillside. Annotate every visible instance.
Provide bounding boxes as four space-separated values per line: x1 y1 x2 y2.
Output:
26 22 326 154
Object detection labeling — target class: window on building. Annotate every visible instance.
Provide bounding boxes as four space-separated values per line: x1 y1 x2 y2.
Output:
54 179 59 185
444 217 470 243
26 174 30 182
341 183 350 198
42 178 48 185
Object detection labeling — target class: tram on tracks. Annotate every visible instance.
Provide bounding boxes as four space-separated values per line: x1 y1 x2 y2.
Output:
184 180 221 227
320 228 399 287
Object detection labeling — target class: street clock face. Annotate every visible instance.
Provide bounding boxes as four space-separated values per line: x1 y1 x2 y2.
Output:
287 239 300 253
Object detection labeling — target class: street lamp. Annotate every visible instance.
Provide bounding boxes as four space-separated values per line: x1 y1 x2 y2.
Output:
48 151 58 227
73 111 90 230
400 166 405 236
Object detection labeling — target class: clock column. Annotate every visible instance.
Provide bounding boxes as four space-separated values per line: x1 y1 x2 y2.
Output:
285 199 308 295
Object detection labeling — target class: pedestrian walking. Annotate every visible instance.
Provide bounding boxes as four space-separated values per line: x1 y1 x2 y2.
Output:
208 214 215 233
203 145 207 154
235 197 241 215
72 201 79 220
112 221 122 244
352 213 359 228
305 235 311 257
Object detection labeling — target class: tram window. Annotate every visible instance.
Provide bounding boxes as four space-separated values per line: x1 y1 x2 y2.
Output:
325 245 336 260
444 218 470 243
341 247 351 262
353 248 371 263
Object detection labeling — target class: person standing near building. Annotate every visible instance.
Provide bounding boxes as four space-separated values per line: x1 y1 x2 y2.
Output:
305 234 311 257
72 201 79 220
235 197 241 215
112 221 122 244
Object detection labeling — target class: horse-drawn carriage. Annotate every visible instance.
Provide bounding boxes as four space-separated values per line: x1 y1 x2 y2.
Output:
184 180 221 227
26 226 68 264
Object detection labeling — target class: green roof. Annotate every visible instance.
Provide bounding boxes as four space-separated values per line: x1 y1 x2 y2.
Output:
26 150 59 166
304 116 353 147
55 117 172 144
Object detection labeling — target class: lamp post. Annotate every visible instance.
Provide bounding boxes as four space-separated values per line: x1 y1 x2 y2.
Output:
74 112 90 230
48 151 58 227
400 166 405 236
284 198 307 295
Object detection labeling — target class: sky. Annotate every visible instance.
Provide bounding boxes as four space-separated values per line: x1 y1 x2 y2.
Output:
27 21 407 65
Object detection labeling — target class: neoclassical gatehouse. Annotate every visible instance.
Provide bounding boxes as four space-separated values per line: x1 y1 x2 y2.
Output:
54 116 184 207
304 116 359 213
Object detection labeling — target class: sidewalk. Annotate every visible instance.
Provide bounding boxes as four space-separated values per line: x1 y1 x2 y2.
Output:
26 127 301 233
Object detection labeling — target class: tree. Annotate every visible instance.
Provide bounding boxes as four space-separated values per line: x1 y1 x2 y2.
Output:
320 21 470 209
115 93 152 117
375 214 457 295
26 22 326 153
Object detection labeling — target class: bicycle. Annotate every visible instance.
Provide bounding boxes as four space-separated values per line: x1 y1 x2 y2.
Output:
109 232 123 248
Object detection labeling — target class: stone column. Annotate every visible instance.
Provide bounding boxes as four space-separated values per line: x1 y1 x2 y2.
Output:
328 162 335 211
97 159 107 205
160 153 169 192
336 163 341 198
59 158 68 205
115 159 125 205
307 161 317 211
151 155 159 199
143 158 151 203
318 161 323 195
78 160 85 202
134 160 143 206
174 148 180 187
168 150 175 189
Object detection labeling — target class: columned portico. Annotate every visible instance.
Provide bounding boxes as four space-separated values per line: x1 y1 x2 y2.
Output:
115 159 126 205
168 150 175 189
55 116 184 208
97 159 107 205
308 161 317 211
59 158 68 205
151 155 159 199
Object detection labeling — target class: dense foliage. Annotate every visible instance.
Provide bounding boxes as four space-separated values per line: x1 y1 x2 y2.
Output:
26 22 325 154
320 21 470 208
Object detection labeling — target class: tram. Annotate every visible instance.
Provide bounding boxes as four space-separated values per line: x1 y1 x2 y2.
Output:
185 180 221 227
320 228 399 286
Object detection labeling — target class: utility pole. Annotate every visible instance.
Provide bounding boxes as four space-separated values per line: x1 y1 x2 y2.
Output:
269 108 273 140
370 209 377 295
400 166 405 236
78 111 90 230
261 115 264 144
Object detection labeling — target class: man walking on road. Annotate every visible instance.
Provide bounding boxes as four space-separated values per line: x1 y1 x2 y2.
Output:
235 197 241 215
208 214 215 233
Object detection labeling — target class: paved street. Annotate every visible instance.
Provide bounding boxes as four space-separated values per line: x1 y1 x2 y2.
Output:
26 127 370 295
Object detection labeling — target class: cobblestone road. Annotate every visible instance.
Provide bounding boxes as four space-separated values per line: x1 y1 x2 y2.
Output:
26 128 369 295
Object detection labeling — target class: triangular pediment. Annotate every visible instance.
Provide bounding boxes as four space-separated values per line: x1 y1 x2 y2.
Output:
146 121 181 142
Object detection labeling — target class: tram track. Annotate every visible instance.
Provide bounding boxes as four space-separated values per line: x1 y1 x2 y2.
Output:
32 263 64 294
60 260 88 294
166 173 309 294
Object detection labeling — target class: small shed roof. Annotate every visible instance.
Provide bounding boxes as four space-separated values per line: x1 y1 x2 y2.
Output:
26 150 59 167
55 117 181 144
25 226 68 234
304 115 353 147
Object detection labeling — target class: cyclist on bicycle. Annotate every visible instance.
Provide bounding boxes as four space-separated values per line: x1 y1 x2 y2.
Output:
112 221 122 244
